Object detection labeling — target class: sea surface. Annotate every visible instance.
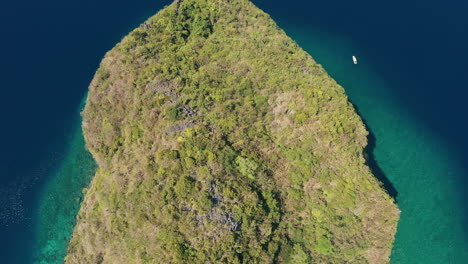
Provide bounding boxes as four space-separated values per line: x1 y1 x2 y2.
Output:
1 0 467 263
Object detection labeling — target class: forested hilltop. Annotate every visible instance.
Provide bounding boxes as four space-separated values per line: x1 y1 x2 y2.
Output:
66 0 399 263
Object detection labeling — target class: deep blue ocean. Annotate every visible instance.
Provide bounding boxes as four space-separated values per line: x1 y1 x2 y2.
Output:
1 0 467 263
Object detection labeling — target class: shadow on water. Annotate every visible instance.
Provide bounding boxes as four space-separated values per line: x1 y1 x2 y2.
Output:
354 104 398 200
365 125 399 200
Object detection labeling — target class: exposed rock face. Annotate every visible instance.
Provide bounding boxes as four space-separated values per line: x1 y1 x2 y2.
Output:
66 0 399 263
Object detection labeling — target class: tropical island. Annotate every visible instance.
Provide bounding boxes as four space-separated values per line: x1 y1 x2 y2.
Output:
66 0 399 263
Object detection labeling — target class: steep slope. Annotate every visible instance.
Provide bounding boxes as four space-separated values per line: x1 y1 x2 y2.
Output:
66 0 399 263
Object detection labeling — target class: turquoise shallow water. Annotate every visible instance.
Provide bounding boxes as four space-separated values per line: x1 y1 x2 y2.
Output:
34 100 97 264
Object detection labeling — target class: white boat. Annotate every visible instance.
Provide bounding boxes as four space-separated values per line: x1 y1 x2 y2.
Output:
352 55 358 64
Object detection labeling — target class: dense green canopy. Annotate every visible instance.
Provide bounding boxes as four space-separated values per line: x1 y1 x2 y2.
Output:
66 0 399 263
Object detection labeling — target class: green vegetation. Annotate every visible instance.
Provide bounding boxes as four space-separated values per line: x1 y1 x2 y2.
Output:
66 0 399 263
